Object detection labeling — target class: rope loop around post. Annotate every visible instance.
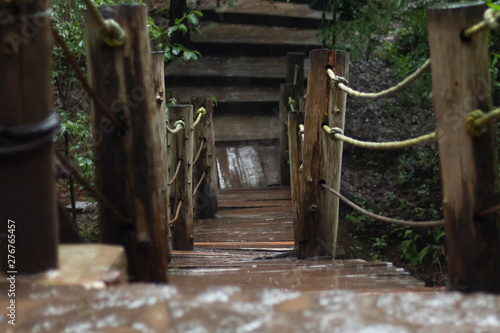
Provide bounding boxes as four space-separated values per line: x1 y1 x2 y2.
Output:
83 0 125 47
298 124 304 142
328 59 431 99
466 107 500 136
192 107 206 130
288 97 296 112
0 114 61 157
464 8 500 37
167 120 186 134
322 125 436 150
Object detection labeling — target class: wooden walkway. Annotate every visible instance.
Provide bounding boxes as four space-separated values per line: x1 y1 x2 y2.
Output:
169 187 427 294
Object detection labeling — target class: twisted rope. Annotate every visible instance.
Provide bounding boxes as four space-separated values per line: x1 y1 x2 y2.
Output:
466 107 500 136
82 0 125 47
167 120 185 134
168 159 183 186
192 139 206 166
322 125 436 150
464 8 500 37
192 107 207 130
288 97 296 112
192 171 206 197
299 124 304 142
320 184 444 228
168 200 183 225
328 59 431 99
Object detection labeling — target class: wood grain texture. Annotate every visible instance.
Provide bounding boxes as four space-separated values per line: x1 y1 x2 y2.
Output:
167 105 194 250
428 3 500 292
0 2 58 273
298 49 348 258
191 97 218 219
86 5 169 282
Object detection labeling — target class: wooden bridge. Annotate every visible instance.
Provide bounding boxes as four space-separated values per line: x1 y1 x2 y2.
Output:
1 0 500 331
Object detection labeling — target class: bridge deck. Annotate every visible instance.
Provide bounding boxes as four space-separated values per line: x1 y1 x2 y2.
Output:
169 187 427 294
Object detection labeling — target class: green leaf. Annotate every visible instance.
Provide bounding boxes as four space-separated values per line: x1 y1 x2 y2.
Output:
187 14 198 26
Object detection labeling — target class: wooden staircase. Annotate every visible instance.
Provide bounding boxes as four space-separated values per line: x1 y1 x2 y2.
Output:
165 0 323 189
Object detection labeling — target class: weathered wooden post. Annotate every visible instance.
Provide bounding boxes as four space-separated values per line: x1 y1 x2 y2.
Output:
85 5 169 282
297 49 348 259
151 51 171 261
167 105 194 250
0 0 58 274
428 3 500 292
285 84 304 252
191 97 218 219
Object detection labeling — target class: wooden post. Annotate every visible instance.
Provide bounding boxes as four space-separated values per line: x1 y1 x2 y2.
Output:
286 85 304 252
151 51 171 261
286 52 305 93
297 49 348 259
0 1 58 274
191 97 218 219
428 3 500 292
167 105 194 250
279 84 293 186
85 5 169 282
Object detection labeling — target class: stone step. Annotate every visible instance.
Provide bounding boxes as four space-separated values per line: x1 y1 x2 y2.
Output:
165 56 310 87
192 22 322 56
202 0 330 29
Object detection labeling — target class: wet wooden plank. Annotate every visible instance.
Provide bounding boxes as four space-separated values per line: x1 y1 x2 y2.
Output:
214 114 281 142
216 145 268 189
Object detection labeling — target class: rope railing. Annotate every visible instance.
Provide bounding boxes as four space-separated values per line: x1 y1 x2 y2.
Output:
82 0 126 47
52 27 125 132
192 139 206 166
322 125 436 150
192 171 206 197
298 124 304 142
464 7 500 37
168 200 183 225
327 59 431 99
54 150 130 225
320 183 445 228
192 107 207 130
288 97 296 112
167 120 185 134
168 159 183 186
466 107 500 136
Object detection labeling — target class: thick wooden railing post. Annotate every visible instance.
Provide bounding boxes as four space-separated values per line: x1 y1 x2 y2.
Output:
191 97 218 219
298 49 348 259
167 105 194 250
428 3 500 292
285 84 304 252
85 5 169 282
0 1 58 274
151 51 171 261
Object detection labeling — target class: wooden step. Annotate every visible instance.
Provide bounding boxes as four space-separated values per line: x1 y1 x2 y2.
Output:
192 22 321 56
165 56 310 87
210 0 328 29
